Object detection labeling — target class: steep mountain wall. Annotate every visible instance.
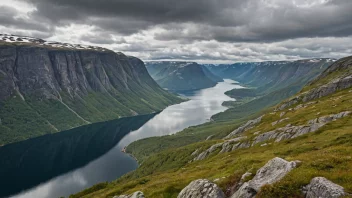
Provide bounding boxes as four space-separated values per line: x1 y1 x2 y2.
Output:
0 42 182 145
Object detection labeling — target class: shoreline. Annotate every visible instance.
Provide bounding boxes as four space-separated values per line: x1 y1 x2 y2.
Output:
121 147 141 165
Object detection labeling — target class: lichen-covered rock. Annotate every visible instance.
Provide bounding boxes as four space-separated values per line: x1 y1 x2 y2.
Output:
113 191 144 198
231 157 300 198
225 116 263 139
193 143 224 161
230 182 256 198
303 75 352 102
232 141 251 151
220 137 247 153
249 157 300 191
304 177 346 198
275 96 301 111
178 179 225 198
252 111 350 145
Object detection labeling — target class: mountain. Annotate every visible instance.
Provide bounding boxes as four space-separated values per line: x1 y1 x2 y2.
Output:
205 59 335 121
75 56 352 198
206 59 335 94
145 61 223 91
0 34 183 145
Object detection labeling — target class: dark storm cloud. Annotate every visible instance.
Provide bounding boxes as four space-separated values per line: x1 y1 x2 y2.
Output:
0 6 50 32
18 0 352 42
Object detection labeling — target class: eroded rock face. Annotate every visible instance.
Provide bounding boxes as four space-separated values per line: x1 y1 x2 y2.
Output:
304 177 346 198
178 179 225 198
113 191 144 198
231 157 300 198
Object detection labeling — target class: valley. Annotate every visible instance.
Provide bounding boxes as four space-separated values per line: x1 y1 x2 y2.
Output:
145 62 223 91
2 1 352 198
72 56 352 198
1 35 351 198
5 79 241 198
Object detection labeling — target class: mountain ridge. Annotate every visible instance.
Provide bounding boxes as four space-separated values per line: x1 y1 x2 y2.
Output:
0 35 183 145
146 61 223 91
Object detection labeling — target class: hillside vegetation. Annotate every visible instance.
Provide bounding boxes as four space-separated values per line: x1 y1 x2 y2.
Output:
0 39 183 145
73 56 352 197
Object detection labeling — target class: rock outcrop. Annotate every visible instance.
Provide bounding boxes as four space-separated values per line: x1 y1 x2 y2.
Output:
178 179 225 198
252 111 350 145
225 116 264 139
231 157 300 198
276 56 352 112
196 111 350 162
193 137 248 161
303 75 352 102
304 177 346 198
113 191 145 198
193 143 224 161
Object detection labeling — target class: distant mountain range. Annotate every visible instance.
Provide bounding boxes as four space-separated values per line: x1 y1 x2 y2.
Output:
146 61 223 91
205 59 335 121
205 59 335 94
0 34 183 145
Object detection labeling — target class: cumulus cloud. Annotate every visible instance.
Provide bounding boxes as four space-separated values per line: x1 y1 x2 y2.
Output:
0 0 351 63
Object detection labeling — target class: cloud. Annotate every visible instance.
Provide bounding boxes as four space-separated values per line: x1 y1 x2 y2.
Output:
0 6 50 33
0 0 351 63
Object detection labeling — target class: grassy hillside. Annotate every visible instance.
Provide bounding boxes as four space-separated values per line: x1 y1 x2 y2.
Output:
209 59 334 122
72 56 352 198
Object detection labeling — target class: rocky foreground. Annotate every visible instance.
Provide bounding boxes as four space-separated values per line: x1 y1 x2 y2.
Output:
115 157 349 198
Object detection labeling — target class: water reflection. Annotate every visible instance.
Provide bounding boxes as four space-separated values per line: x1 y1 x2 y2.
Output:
10 79 242 198
1 113 157 198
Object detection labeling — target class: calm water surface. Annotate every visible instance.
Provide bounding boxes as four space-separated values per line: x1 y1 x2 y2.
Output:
9 79 241 198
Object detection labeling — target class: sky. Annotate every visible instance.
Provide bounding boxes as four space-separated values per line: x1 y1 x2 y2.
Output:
0 0 352 63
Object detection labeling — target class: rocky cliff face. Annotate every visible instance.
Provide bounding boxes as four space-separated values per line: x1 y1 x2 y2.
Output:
0 36 182 145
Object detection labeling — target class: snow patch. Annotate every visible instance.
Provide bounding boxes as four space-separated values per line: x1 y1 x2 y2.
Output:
0 34 107 52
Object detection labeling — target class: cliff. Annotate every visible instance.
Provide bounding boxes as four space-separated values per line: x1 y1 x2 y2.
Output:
0 35 182 145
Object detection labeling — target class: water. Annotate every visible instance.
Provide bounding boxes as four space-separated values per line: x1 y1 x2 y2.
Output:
6 79 241 198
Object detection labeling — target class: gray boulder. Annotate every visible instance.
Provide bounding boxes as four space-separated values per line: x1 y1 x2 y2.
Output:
113 191 144 198
193 143 224 161
304 177 346 198
178 179 225 198
252 111 350 146
220 137 247 153
231 157 300 198
225 116 263 139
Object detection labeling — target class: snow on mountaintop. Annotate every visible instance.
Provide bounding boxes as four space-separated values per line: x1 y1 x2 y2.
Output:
0 34 108 52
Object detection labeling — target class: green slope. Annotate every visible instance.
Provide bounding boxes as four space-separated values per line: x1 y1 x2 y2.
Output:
73 56 352 198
